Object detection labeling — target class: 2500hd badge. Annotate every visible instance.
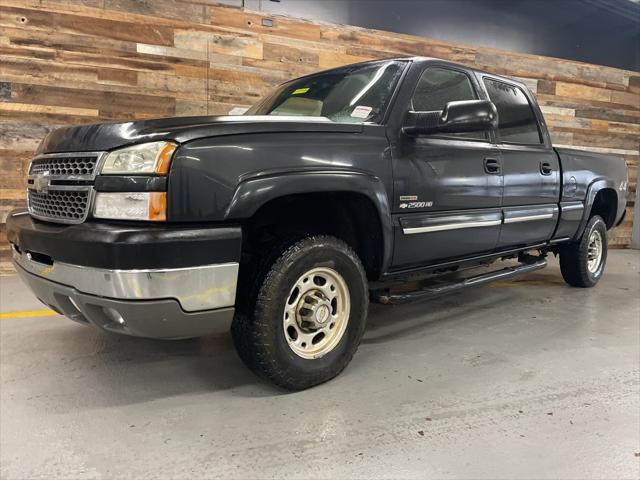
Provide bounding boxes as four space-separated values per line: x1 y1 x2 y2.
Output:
399 200 434 209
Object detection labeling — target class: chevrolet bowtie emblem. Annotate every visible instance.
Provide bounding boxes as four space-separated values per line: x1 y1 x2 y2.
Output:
33 171 51 193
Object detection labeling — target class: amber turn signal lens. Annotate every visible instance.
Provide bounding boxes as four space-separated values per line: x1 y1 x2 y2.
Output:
155 142 177 175
149 192 167 221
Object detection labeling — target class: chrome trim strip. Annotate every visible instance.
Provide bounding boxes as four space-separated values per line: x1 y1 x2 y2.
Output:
503 213 554 224
27 174 96 183
561 202 584 212
12 249 239 312
32 151 106 159
27 184 94 192
403 219 502 234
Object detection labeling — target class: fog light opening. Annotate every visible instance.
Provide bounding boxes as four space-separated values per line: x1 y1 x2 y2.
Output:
68 297 82 313
104 307 125 325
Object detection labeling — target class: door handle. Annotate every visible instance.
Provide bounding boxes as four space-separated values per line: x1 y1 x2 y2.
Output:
540 162 553 176
484 158 501 175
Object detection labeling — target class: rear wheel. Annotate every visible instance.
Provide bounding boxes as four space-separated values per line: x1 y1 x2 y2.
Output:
560 215 608 288
232 235 368 390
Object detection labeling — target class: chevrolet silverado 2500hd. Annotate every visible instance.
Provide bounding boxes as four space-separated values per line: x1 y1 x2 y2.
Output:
7 58 628 390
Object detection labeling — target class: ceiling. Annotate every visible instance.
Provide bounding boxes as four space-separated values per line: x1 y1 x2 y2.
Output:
236 0 640 70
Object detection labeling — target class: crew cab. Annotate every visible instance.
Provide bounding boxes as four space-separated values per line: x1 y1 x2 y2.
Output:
7 57 628 390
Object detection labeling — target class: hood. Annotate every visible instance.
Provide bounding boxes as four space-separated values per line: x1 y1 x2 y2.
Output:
36 115 364 154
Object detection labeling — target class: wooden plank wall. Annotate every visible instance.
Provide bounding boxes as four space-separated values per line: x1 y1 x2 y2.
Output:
1 0 638 273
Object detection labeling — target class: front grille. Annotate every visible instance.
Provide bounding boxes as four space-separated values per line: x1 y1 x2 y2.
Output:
28 189 91 223
29 154 100 177
27 151 104 224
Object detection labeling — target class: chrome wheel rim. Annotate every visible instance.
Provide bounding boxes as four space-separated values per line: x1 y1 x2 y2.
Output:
283 267 350 359
587 229 603 273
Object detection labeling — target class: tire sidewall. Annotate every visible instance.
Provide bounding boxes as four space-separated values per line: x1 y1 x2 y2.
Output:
255 237 368 380
581 216 608 284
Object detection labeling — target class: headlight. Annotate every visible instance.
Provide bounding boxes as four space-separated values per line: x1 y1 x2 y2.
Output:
93 192 166 221
100 141 177 174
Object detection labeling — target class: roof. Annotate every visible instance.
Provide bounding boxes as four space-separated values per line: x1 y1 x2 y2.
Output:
279 56 528 91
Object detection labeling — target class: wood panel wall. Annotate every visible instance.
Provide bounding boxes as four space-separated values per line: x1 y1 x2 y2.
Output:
1 0 638 273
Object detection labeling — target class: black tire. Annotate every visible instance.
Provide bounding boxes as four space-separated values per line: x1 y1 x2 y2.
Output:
231 235 368 391
560 215 608 288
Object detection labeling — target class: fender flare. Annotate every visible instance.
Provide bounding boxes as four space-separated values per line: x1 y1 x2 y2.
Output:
574 178 617 240
225 170 394 274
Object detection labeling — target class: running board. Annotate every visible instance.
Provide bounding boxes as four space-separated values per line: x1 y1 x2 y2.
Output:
375 258 547 305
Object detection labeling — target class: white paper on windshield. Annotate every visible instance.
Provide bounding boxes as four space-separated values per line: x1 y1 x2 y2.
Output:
351 106 372 118
228 107 249 115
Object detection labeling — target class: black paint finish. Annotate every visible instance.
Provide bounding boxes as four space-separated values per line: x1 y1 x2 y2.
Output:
95 175 167 192
15 57 629 280
6 211 241 269
36 115 361 154
167 128 390 221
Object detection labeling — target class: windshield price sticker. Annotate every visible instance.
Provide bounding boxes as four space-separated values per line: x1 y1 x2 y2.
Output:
351 106 373 118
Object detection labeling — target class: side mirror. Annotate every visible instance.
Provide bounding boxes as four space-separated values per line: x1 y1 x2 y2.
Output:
403 100 498 136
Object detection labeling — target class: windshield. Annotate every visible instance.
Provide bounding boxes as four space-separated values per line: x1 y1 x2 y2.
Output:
245 60 406 124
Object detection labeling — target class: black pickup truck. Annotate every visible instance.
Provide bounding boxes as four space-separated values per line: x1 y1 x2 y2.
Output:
7 57 628 389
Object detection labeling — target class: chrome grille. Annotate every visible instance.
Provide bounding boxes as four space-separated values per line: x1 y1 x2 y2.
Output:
27 151 105 224
28 188 92 223
29 154 100 177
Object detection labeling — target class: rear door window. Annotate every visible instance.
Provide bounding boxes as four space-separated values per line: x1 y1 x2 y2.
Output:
483 79 542 145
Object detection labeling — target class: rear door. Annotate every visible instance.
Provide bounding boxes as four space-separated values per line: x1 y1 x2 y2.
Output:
391 65 503 268
481 77 560 248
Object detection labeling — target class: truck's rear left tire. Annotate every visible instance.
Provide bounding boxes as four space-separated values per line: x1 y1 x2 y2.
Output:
560 215 608 288
231 235 368 390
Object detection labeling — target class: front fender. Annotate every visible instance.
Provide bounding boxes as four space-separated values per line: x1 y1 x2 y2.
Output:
225 170 394 273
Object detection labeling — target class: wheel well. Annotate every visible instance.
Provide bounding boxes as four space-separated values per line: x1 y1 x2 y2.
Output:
241 192 384 280
590 188 617 229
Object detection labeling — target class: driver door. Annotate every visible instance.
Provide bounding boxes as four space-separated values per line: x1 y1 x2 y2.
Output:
391 66 503 268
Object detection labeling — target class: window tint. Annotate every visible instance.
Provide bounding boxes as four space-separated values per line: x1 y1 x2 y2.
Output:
484 79 542 144
411 67 484 140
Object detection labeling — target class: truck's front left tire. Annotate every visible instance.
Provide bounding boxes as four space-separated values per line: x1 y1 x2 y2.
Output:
231 235 368 390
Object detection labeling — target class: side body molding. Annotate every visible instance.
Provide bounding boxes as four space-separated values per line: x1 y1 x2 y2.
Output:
225 170 394 273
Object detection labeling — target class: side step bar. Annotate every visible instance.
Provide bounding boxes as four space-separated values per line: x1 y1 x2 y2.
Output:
375 258 547 305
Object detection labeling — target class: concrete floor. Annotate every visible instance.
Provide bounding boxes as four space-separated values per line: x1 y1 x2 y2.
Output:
1 251 639 479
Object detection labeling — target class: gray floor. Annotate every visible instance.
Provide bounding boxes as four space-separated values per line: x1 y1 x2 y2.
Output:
1 251 639 479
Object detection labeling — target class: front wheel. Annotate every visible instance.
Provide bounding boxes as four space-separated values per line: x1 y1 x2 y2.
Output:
231 235 368 390
560 215 608 288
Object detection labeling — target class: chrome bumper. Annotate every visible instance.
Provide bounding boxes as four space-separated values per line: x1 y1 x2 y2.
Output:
11 244 239 312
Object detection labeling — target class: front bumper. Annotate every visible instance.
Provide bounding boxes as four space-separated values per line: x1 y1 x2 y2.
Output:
7 209 242 339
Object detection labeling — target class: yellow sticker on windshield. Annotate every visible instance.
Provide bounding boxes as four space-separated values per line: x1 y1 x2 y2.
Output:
292 87 310 95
